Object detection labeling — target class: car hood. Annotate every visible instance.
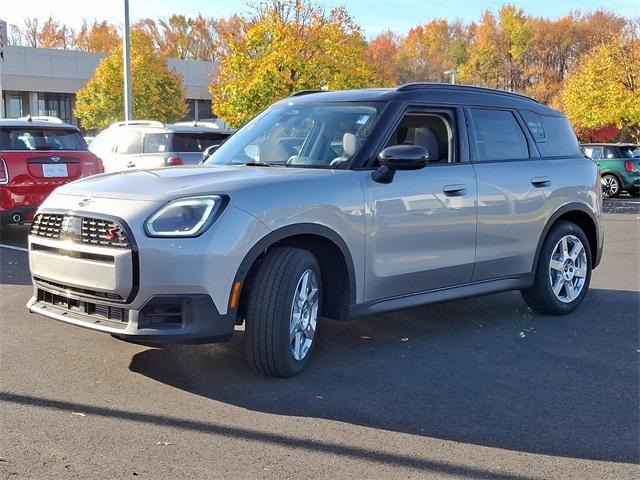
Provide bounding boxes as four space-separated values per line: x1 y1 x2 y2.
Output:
56 165 337 201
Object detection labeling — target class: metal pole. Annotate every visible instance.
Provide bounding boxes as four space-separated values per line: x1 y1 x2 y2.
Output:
0 20 5 118
123 0 133 121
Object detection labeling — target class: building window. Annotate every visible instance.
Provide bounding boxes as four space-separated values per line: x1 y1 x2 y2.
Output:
184 99 213 121
37 93 72 124
4 93 23 118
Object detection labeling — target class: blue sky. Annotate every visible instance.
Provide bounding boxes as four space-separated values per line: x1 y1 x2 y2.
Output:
2 0 638 38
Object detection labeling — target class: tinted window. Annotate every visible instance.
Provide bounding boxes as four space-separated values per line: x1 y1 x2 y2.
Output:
170 132 231 152
582 146 602 160
0 128 87 151
470 108 529 161
620 146 640 158
521 111 581 157
603 147 618 159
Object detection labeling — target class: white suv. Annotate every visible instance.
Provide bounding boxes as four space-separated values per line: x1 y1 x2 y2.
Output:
89 120 233 172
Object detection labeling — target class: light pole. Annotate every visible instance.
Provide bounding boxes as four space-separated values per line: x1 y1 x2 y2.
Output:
444 69 459 85
123 0 133 121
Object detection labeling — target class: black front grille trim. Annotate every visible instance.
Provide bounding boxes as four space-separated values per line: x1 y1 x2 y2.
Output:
37 288 129 325
34 277 124 302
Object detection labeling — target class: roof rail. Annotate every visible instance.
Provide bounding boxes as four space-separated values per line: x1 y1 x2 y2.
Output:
18 115 64 123
396 82 540 103
290 90 325 97
110 120 165 128
172 120 221 129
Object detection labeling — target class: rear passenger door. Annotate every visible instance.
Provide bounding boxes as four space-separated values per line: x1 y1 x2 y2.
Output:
467 107 558 281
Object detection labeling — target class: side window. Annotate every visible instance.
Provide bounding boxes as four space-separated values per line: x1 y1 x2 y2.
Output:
520 111 581 157
115 130 142 154
470 108 528 161
583 146 602 160
603 147 618 159
384 112 453 163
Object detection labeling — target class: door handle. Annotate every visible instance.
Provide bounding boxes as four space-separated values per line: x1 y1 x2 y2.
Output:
531 176 551 187
443 184 467 196
126 161 136 168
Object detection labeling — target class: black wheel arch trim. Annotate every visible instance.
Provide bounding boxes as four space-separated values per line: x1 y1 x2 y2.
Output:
532 202 601 274
231 223 358 311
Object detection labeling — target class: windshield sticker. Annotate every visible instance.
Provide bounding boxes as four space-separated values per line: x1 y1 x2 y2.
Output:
356 115 370 125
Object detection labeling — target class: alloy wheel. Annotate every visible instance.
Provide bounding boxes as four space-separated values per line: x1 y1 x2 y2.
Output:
289 269 319 361
548 234 588 303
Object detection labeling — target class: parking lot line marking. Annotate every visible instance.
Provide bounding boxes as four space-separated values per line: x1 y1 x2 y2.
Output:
0 244 28 252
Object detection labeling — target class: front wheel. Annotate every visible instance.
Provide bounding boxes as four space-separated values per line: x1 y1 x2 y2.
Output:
521 221 592 315
601 174 621 198
245 247 322 377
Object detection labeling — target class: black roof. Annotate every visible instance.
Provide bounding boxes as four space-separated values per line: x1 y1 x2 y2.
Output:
284 83 560 116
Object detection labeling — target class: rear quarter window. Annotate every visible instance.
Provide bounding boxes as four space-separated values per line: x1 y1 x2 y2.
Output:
520 111 581 157
0 128 87 151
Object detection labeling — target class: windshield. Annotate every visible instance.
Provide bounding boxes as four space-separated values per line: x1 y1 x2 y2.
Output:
620 146 640 158
204 102 382 168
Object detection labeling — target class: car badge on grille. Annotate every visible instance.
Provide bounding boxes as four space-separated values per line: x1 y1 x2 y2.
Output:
106 226 119 241
50 155 61 162
78 197 93 207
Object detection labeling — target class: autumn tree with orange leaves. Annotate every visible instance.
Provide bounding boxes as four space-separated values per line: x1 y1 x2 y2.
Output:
210 0 380 127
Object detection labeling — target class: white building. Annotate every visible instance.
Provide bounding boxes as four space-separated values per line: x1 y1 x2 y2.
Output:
0 19 216 128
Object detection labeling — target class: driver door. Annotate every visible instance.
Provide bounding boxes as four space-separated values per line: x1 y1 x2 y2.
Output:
363 106 478 302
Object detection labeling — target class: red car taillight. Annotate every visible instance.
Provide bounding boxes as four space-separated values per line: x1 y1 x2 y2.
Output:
168 156 184 166
624 160 634 173
95 157 105 173
0 157 8 184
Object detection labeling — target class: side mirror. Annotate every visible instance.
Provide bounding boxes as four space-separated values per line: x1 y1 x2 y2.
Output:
201 144 221 164
372 145 429 183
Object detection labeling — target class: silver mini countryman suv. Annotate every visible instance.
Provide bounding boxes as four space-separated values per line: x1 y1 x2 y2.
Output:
27 84 604 377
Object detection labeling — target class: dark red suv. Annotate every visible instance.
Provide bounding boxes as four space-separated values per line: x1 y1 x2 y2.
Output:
0 118 103 225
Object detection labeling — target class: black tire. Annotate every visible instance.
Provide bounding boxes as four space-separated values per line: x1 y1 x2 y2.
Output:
521 221 592 315
601 174 621 198
245 247 322 377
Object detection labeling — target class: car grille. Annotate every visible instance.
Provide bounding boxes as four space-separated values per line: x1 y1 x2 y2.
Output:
37 289 129 324
30 213 64 239
31 213 130 248
81 217 130 248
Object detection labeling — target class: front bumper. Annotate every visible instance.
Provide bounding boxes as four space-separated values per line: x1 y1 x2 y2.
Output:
27 291 235 343
26 200 270 343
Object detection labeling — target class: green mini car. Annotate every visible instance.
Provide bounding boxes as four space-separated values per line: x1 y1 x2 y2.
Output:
581 143 640 198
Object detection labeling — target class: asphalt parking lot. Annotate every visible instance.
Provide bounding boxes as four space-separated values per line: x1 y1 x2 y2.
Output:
0 197 638 479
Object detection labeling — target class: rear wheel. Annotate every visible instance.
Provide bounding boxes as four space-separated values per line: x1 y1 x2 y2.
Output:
601 174 621 198
245 247 321 377
521 221 592 315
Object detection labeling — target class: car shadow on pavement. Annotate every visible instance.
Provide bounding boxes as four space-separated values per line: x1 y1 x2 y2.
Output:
129 288 639 464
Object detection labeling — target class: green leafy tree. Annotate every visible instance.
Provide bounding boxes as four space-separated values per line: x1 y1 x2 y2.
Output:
210 0 380 127
562 34 640 141
75 31 186 129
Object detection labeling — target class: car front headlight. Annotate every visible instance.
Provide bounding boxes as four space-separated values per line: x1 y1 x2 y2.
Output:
145 195 226 237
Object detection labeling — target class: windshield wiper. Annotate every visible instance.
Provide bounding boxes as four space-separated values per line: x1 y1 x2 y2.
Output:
244 161 276 167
